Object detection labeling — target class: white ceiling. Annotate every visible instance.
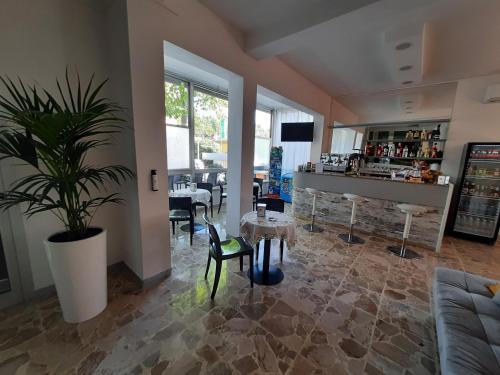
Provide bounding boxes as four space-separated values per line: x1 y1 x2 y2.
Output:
200 0 500 98
337 82 457 123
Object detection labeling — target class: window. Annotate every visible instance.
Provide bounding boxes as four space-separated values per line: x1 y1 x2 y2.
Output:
331 125 363 154
254 109 271 169
165 78 190 170
193 89 228 170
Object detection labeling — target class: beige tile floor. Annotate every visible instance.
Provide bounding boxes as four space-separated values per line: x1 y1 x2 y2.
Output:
0 206 499 375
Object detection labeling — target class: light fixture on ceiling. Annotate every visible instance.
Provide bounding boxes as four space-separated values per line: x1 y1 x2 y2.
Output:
405 106 412 110
406 111 413 114
395 42 412 51
402 80 413 85
400 65 413 71
405 100 413 104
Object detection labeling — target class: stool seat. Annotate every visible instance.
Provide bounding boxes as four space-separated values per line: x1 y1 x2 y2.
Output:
397 204 426 215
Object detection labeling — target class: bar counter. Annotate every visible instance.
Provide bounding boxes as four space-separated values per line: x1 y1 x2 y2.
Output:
292 172 454 252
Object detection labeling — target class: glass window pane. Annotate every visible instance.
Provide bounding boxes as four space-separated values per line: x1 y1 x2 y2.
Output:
193 90 228 169
166 125 190 169
331 128 357 154
255 110 271 138
254 138 270 168
165 79 189 126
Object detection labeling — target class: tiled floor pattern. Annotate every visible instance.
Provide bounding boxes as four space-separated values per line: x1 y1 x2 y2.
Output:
1 206 499 374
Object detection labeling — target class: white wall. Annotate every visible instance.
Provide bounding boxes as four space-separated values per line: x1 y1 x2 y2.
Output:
0 0 132 290
442 74 500 181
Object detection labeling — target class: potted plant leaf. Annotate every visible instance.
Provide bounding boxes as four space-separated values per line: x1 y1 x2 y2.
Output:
0 72 134 323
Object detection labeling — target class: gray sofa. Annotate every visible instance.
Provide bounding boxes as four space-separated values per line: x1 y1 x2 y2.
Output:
433 267 500 375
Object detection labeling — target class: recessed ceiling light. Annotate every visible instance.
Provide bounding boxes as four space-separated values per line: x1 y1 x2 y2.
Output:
402 80 414 85
405 100 413 104
395 42 412 51
406 111 413 114
400 65 413 71
406 106 412 110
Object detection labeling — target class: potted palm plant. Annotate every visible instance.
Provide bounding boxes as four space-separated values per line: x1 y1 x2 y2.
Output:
0 72 134 323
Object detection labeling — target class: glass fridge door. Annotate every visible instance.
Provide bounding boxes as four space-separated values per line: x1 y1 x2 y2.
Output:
453 144 500 238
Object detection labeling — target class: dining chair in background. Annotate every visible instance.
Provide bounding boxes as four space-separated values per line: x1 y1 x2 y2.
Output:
217 183 227 214
253 177 264 197
169 196 194 245
252 185 260 210
192 182 214 217
255 197 286 262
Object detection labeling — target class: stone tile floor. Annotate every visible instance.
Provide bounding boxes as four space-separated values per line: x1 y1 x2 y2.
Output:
1 206 499 374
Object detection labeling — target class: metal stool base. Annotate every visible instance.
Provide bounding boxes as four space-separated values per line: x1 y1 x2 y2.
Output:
338 233 365 244
387 245 421 259
303 224 324 233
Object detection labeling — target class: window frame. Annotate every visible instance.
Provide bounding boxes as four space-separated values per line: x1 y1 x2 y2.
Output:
254 107 272 170
165 73 229 177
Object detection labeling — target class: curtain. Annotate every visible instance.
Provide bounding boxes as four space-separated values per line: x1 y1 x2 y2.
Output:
272 109 313 174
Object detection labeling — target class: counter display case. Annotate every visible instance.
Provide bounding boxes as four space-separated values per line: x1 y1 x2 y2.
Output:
452 143 500 244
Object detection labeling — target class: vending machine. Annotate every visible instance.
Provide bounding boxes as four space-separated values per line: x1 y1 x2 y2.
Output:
451 143 500 244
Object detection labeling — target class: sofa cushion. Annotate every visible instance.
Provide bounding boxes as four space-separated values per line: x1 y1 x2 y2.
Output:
434 267 500 375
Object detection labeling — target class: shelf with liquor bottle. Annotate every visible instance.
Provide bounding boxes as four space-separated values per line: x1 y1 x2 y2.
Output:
363 121 448 165
451 143 500 244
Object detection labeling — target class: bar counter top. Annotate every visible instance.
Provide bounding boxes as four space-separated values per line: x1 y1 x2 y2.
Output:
292 171 454 252
294 171 452 208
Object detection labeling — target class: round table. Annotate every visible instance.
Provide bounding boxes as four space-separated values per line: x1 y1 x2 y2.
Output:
170 188 211 232
240 211 296 285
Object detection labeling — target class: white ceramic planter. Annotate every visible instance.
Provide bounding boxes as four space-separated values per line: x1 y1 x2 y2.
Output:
44 228 107 323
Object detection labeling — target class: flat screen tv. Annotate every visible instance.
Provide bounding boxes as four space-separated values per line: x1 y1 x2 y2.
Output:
281 122 314 142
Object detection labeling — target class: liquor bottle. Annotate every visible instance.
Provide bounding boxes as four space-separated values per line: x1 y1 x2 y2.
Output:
383 144 389 157
420 129 427 140
416 146 422 158
432 124 441 140
403 145 409 158
413 130 420 140
389 143 395 157
431 143 438 158
462 181 469 194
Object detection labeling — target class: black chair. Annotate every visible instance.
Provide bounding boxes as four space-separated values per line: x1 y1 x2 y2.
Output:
192 182 214 218
168 175 174 191
252 185 260 210
193 173 203 183
207 172 218 186
173 174 187 190
169 197 194 245
253 178 264 197
217 183 227 214
203 214 253 299
255 198 285 262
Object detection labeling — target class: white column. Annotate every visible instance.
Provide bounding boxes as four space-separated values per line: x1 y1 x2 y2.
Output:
226 78 256 236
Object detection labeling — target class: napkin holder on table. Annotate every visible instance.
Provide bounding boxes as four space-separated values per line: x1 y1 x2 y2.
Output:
257 203 266 217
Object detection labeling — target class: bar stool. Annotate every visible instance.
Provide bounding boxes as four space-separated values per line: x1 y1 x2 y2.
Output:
303 188 324 233
387 204 427 259
338 193 367 244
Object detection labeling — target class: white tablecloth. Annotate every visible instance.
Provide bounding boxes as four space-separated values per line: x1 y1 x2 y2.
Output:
170 188 211 205
240 211 296 246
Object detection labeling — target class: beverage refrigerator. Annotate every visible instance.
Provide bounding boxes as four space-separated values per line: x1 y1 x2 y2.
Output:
451 143 500 244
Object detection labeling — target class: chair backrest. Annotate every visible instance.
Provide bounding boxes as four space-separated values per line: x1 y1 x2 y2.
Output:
203 213 222 258
253 185 259 199
257 197 284 213
193 173 203 183
169 196 192 212
207 172 218 185
219 182 224 195
253 177 263 188
197 182 213 202
196 182 213 193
